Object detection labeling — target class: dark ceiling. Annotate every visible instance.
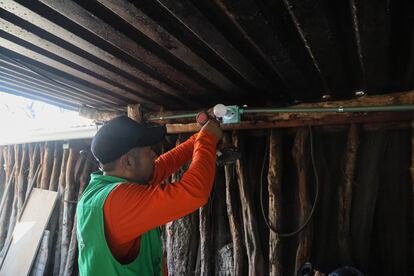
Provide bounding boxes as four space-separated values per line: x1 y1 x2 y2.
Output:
0 0 413 112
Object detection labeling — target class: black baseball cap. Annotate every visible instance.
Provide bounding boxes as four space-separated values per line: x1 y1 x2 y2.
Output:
91 115 166 164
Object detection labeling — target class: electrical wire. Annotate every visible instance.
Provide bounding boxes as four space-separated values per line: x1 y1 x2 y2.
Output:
260 126 320 237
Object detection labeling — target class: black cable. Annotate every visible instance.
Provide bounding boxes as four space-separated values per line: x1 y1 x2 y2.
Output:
260 126 320 237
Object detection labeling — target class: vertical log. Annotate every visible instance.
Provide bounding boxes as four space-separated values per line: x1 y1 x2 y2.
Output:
0 146 5 199
63 155 92 276
16 144 29 217
0 146 14 251
127 104 142 122
223 133 244 276
233 131 264 276
268 129 283 276
411 121 414 268
337 125 359 263
4 145 22 250
30 230 50 276
40 142 54 190
36 144 45 188
351 131 387 270
213 168 233 275
49 142 63 191
293 128 312 273
166 135 199 275
199 202 211 275
53 145 69 276
27 144 40 200
5 146 14 184
59 146 79 275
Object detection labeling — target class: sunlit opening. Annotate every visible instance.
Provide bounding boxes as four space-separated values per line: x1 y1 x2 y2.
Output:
0 92 94 145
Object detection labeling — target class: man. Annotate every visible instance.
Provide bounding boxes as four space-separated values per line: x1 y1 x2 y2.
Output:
76 115 222 275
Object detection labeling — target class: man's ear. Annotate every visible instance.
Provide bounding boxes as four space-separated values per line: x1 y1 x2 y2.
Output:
124 152 136 169
118 154 129 170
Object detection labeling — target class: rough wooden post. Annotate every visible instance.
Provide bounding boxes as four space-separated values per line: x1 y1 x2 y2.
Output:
53 144 69 276
0 147 15 251
293 128 312 273
0 146 4 197
166 135 199 275
127 104 142 122
63 157 92 276
27 144 40 199
40 142 54 190
59 145 79 275
49 142 63 192
338 124 359 263
268 129 283 276
223 133 244 276
233 131 264 276
16 144 29 217
411 121 414 267
199 203 211 275
31 230 50 276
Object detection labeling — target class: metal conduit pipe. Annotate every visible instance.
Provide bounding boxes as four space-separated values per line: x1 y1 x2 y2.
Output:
147 104 414 121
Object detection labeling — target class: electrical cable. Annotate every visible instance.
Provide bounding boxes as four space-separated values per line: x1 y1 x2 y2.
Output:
260 126 320 237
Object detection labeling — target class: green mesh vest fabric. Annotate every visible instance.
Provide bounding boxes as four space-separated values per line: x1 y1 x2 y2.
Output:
76 172 163 276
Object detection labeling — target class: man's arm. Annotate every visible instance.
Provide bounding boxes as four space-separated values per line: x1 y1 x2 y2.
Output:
104 125 220 243
149 133 198 185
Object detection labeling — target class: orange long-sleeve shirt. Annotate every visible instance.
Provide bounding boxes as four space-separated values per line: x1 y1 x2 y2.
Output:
103 130 218 264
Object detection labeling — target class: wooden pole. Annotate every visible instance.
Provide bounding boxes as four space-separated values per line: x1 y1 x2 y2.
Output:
40 142 54 190
199 201 211 275
79 105 123 121
36 144 45 188
63 154 92 276
59 146 78 275
268 130 283 276
293 129 312 273
27 144 40 199
411 121 414 268
3 145 21 251
338 125 359 263
49 142 63 192
150 111 413 134
233 131 264 276
31 230 50 276
16 144 29 217
166 135 199 275
223 133 244 276
127 104 142 122
52 145 69 276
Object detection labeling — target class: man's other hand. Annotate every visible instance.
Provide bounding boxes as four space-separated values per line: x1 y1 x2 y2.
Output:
201 119 223 140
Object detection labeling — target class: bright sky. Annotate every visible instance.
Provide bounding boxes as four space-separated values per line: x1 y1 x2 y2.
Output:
0 92 94 143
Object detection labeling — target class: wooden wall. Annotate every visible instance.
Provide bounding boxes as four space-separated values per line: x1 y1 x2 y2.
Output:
0 124 412 275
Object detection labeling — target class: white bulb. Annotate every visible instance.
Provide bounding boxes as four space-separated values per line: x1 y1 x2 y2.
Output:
213 104 227 118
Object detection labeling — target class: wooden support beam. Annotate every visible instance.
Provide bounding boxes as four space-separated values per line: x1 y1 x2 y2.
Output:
337 124 359 263
268 130 283 276
79 105 123 122
127 104 143 123
293 129 312 273
223 133 244 276
411 120 414 268
161 111 413 134
146 90 414 133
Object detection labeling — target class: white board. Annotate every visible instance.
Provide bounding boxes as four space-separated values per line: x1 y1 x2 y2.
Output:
0 188 58 276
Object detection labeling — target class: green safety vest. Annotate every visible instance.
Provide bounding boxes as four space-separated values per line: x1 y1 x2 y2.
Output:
76 172 163 276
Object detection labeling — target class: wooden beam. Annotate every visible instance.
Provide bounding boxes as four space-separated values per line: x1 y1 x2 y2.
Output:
163 111 413 133
127 104 143 123
79 105 123 122
146 90 414 133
